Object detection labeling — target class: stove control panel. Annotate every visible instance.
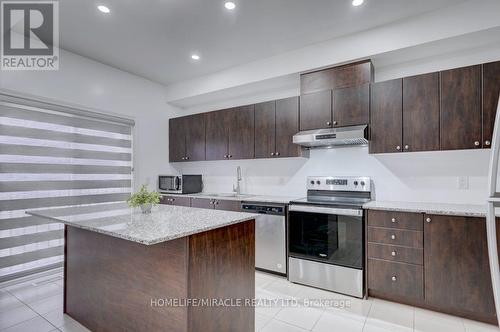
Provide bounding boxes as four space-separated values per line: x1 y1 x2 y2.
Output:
306 176 371 192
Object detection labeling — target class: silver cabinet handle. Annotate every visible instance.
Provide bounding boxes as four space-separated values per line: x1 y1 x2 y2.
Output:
391 276 397 282
228 155 232 158
391 218 396 223
474 141 480 146
185 156 189 160
333 121 338 125
426 217 431 223
215 201 219 205
326 121 332 126
275 152 280 156
485 140 491 146
391 234 396 240
396 146 401 151
404 145 409 150
224 155 228 158
319 253 327 258
391 251 397 256
271 152 275 156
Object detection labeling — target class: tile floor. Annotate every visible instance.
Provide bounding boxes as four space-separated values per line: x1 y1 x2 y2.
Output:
0 269 498 332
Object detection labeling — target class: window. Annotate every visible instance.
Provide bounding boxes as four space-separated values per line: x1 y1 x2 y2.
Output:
0 93 134 281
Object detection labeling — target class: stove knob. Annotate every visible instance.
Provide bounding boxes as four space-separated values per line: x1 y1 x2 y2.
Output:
310 180 315 185
353 181 358 186
360 181 365 186
316 180 321 185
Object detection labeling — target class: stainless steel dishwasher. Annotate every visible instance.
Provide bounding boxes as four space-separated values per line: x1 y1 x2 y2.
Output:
241 202 286 275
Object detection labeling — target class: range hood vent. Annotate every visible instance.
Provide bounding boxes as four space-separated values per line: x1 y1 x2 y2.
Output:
292 125 368 149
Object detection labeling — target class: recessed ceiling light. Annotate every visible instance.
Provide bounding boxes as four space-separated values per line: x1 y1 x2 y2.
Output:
191 54 200 61
97 5 110 13
352 0 364 6
224 1 236 10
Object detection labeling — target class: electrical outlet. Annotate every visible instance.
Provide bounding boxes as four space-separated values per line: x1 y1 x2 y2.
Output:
458 176 469 190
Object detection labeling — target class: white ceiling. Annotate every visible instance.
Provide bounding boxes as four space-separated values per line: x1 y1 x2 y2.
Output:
57 0 465 85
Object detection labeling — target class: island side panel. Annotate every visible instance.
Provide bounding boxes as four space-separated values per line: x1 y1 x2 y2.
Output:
64 226 189 332
187 219 255 332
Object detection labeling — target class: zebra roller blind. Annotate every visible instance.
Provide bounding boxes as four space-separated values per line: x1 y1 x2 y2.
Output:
0 93 134 281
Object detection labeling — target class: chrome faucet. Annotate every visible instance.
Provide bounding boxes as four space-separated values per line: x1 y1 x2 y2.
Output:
233 166 242 195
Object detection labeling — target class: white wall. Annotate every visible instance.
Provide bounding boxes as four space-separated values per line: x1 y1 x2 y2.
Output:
0 48 178 190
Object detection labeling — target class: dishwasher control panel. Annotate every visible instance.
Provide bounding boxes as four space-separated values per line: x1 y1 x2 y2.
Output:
241 204 285 215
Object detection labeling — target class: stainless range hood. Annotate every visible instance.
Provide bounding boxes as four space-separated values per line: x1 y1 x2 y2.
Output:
293 125 368 148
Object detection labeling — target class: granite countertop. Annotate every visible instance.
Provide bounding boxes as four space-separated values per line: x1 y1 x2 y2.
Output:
27 202 258 245
363 201 489 217
160 192 299 204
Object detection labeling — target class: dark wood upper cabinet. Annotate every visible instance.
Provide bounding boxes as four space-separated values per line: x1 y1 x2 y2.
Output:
483 61 500 147
440 65 482 150
402 73 440 152
369 79 402 154
300 90 332 131
255 97 301 158
299 61 373 131
228 105 255 160
185 113 205 161
333 84 369 127
424 215 496 321
254 101 276 159
300 60 373 94
169 117 186 162
275 97 301 157
205 109 230 161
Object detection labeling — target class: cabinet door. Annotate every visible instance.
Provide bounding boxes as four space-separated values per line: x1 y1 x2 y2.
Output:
424 215 495 319
254 101 276 159
369 79 402 154
169 196 191 207
483 61 500 147
185 113 205 161
205 110 229 161
228 105 255 160
191 198 214 209
299 90 332 131
215 200 241 212
276 97 301 158
402 73 440 152
169 117 186 162
440 65 482 150
159 196 172 205
333 84 369 127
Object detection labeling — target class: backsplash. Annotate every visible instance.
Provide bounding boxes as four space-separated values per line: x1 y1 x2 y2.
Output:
171 147 491 204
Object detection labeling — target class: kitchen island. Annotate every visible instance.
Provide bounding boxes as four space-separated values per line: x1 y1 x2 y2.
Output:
28 203 257 332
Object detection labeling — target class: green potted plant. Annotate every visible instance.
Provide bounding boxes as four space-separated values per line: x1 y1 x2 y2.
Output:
127 185 161 214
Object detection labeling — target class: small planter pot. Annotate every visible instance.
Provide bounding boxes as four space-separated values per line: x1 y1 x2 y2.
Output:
140 203 152 214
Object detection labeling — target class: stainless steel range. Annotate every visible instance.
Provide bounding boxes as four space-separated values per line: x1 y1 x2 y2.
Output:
288 176 371 298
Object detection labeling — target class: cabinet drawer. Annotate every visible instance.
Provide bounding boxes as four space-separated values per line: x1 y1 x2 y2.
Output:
368 259 423 301
368 227 423 248
169 196 191 207
368 243 423 265
367 210 423 231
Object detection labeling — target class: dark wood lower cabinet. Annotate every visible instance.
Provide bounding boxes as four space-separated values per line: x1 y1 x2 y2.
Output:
368 259 423 301
367 209 498 324
65 221 255 332
160 195 191 206
424 214 495 322
215 199 241 212
191 197 214 209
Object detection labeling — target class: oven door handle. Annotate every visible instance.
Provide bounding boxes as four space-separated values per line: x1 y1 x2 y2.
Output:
289 205 363 217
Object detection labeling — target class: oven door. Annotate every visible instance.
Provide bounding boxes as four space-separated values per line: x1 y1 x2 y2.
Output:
288 205 364 269
158 176 180 192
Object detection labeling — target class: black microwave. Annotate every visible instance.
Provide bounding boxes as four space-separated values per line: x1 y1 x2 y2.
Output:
158 175 202 194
